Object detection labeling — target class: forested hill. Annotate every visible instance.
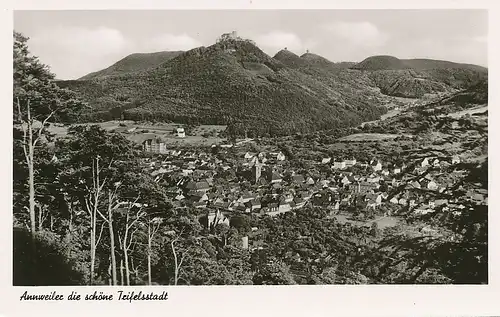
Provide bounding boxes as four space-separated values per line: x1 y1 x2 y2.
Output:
79 51 184 80
350 55 487 98
59 38 487 135
58 39 389 136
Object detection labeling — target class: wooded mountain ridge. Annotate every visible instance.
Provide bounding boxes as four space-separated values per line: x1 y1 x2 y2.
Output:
58 37 487 135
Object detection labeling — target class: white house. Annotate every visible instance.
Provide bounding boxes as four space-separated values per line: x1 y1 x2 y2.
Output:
421 157 429 168
451 155 461 165
321 157 331 164
269 152 286 161
176 127 186 138
345 159 357 167
371 160 382 171
427 181 438 191
333 161 346 169
432 159 440 167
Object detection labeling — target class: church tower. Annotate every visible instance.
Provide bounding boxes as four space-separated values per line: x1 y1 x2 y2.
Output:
252 158 262 184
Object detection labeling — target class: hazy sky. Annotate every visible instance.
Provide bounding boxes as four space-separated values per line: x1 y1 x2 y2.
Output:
14 10 488 79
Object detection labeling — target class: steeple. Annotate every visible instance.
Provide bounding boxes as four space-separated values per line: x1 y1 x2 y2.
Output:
252 158 262 184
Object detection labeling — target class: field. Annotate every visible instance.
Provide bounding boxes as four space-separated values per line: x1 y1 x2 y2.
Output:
338 133 402 142
47 121 229 146
447 105 488 118
333 214 400 229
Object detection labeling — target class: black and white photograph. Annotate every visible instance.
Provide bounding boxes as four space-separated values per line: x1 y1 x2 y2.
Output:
11 8 489 288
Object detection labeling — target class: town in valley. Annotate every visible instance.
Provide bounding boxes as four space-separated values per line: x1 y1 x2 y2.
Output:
13 10 488 286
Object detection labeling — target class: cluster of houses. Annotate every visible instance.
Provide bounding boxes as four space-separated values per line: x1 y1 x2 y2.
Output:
135 137 482 236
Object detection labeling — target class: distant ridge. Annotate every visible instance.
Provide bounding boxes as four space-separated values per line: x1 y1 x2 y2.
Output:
352 55 487 72
351 55 410 70
79 51 184 80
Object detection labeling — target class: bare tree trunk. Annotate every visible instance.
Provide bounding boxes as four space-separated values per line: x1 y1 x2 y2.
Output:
120 258 124 286
147 222 152 286
27 106 36 236
171 238 186 286
37 204 43 231
108 199 117 286
124 245 130 286
123 212 131 286
108 261 112 286
172 240 178 285
89 210 96 285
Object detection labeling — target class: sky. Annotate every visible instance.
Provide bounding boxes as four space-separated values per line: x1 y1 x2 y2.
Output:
14 10 488 80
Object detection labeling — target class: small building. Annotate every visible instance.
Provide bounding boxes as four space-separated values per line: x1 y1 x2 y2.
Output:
176 127 186 138
333 161 347 170
345 159 357 167
269 152 286 161
321 157 332 164
421 157 430 168
371 160 382 172
451 155 461 165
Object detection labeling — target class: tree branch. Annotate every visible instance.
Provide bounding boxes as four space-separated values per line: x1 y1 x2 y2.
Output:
33 109 56 148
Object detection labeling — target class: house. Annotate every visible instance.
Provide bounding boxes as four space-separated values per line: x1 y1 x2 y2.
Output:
293 197 306 209
427 180 439 191
414 205 434 215
381 169 390 176
371 160 382 171
393 167 401 174
283 192 294 203
269 171 283 184
244 152 255 159
421 157 430 168
129 133 167 154
268 203 279 212
451 155 461 165
321 157 331 164
367 175 380 183
306 177 315 186
345 159 357 167
358 182 377 194
269 152 286 161
333 161 346 169
247 199 262 211
206 209 230 229
190 192 208 203
176 127 186 138
193 201 207 209
292 174 306 184
239 191 256 204
299 191 313 201
432 158 440 167
278 203 291 213
236 204 251 213
341 176 352 186
408 181 421 189
165 186 182 198
186 181 211 193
